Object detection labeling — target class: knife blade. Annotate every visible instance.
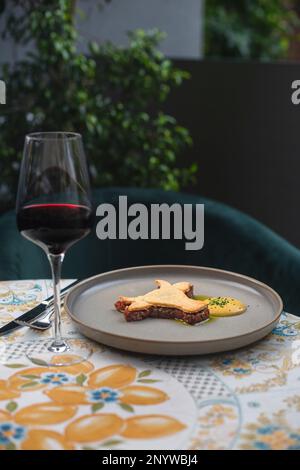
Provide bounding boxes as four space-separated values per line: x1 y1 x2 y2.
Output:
0 280 79 336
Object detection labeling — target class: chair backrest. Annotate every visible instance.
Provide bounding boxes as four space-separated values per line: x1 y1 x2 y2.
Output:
0 187 299 313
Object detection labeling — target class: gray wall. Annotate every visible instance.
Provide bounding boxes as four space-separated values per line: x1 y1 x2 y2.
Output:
167 60 300 248
0 0 204 63
77 0 204 58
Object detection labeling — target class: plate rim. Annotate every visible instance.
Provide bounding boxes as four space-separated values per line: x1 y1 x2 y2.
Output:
64 264 283 345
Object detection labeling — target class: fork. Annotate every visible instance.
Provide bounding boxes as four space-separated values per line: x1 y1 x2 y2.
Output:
15 306 55 330
15 305 56 330
15 295 66 331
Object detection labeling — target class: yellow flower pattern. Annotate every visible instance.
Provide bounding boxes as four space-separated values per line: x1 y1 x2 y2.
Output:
0 357 187 450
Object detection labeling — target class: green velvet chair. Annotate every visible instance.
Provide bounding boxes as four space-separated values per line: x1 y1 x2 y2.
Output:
0 187 299 315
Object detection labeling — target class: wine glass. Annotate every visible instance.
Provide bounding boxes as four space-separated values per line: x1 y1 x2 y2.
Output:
15 132 93 366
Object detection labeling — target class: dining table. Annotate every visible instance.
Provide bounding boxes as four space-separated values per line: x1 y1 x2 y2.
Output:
0 279 299 451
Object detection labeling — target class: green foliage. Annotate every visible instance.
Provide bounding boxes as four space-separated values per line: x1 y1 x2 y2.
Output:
205 0 299 60
0 0 195 209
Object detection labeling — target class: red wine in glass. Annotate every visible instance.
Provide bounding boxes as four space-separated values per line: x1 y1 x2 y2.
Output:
17 203 93 255
15 132 93 366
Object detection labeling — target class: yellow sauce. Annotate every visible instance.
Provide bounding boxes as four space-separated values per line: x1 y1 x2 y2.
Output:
194 295 246 317
208 296 246 316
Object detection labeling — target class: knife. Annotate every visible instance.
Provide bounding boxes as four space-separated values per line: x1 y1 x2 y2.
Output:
0 280 79 336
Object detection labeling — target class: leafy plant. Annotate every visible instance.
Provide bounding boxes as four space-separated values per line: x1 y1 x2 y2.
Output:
205 0 299 60
0 0 195 210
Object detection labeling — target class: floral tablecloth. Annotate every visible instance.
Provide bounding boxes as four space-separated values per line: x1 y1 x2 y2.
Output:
0 279 300 450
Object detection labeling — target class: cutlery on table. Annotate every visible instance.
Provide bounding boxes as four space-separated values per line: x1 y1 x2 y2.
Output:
15 302 61 330
0 280 79 336
15 307 54 330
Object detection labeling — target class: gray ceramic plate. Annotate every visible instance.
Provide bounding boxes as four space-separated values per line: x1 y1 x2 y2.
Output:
64 265 283 355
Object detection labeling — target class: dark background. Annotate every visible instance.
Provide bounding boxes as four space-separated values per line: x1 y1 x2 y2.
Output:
168 60 300 248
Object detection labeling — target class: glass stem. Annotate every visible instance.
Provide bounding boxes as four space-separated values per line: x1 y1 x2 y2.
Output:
47 253 68 352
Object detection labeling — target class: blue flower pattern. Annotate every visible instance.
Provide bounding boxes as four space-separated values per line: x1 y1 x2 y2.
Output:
40 372 73 386
257 425 279 435
0 422 26 447
232 367 252 375
250 425 300 450
272 324 298 337
221 358 233 366
88 388 120 403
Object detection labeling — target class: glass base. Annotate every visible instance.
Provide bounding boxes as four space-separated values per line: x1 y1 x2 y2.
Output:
0 338 92 367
